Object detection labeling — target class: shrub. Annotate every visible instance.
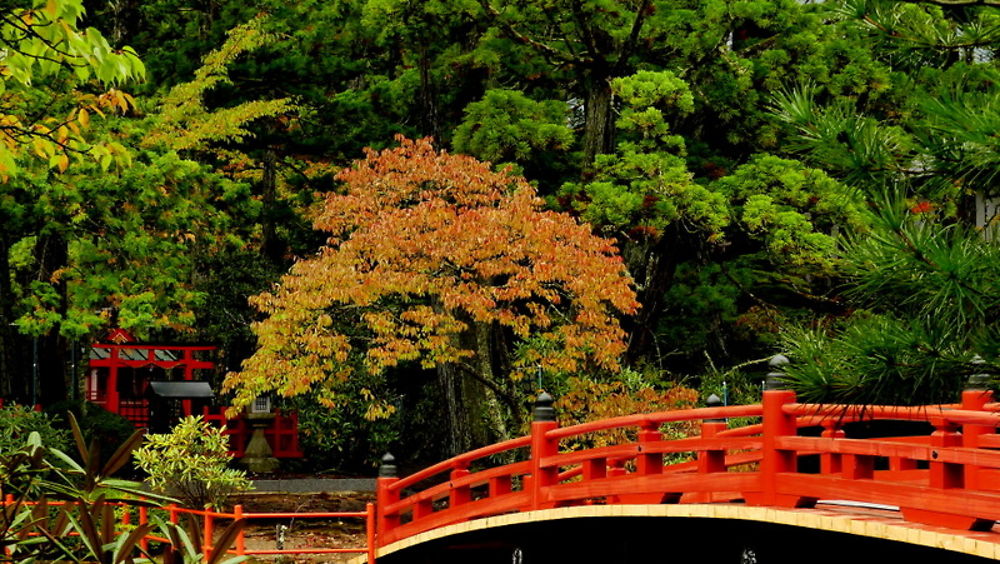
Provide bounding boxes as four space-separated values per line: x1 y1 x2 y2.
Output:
44 400 137 457
0 403 69 452
0 404 69 485
133 416 252 509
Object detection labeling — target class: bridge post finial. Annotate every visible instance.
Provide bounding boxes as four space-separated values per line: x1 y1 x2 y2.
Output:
765 354 790 391
379 452 397 478
706 393 725 423
376 452 401 539
533 392 556 422
966 355 990 391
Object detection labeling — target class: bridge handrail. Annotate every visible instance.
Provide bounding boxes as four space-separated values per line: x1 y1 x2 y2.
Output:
384 461 532 515
389 435 531 492
784 403 1000 426
545 403 763 440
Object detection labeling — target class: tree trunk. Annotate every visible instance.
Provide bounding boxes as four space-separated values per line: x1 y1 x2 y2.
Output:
260 149 285 266
437 362 467 456
33 233 69 405
624 224 694 364
475 321 510 443
435 320 518 457
0 234 20 401
417 44 441 143
581 72 615 165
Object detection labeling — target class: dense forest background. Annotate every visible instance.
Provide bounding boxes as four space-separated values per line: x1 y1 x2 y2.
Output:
1 0 998 472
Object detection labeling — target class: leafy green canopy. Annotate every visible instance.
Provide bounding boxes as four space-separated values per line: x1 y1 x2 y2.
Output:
0 0 144 177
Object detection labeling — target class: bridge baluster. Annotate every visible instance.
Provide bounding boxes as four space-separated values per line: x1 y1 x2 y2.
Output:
489 475 512 498
450 465 472 508
819 420 844 475
637 423 663 476
888 455 918 473
583 458 607 481
745 357 816 508
698 394 727 475
841 452 874 480
691 397 727 504
928 418 964 490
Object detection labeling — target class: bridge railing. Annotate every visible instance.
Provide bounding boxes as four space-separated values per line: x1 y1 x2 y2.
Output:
375 396 769 546
375 377 1000 549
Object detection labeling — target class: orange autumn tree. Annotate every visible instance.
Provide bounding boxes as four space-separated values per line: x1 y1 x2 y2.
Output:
224 137 639 454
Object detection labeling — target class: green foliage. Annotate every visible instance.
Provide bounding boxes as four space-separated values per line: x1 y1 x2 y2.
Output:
0 0 145 178
712 154 866 273
771 85 917 187
289 381 400 473
452 89 572 164
0 404 68 489
7 148 255 340
143 15 295 152
133 416 252 509
80 407 139 451
0 404 69 456
613 71 694 152
560 70 727 238
780 201 1000 404
0 413 164 563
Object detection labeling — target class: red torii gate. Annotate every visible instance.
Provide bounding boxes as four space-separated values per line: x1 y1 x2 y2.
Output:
85 329 302 458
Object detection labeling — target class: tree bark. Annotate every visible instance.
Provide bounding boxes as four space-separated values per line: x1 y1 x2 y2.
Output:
581 71 615 165
436 362 467 456
260 149 285 266
0 233 19 400
435 319 519 457
33 232 69 405
417 43 441 143
475 321 510 443
624 224 694 364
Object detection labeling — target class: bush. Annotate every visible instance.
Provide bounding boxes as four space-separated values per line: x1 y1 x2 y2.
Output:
78 406 137 448
0 403 69 456
133 416 252 509
0 404 70 490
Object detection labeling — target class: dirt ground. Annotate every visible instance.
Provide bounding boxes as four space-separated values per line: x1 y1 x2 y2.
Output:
230 492 375 563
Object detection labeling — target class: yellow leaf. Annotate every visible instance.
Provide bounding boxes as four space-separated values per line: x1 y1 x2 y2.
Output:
44 0 58 17
78 108 90 128
33 139 47 159
56 154 69 173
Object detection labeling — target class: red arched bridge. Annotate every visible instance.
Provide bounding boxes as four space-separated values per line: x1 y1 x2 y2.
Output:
347 365 1000 562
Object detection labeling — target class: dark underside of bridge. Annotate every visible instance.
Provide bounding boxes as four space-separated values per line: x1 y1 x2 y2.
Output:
379 517 994 564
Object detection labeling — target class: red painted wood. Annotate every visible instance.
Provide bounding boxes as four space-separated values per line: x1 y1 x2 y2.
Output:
530 419 559 510
372 389 1000 550
962 389 994 491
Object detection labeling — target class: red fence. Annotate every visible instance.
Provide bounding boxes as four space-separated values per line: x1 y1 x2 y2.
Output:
161 503 375 562
374 386 1000 548
2 495 375 563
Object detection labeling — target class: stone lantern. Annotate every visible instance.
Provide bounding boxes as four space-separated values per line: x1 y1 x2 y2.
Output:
239 395 280 473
